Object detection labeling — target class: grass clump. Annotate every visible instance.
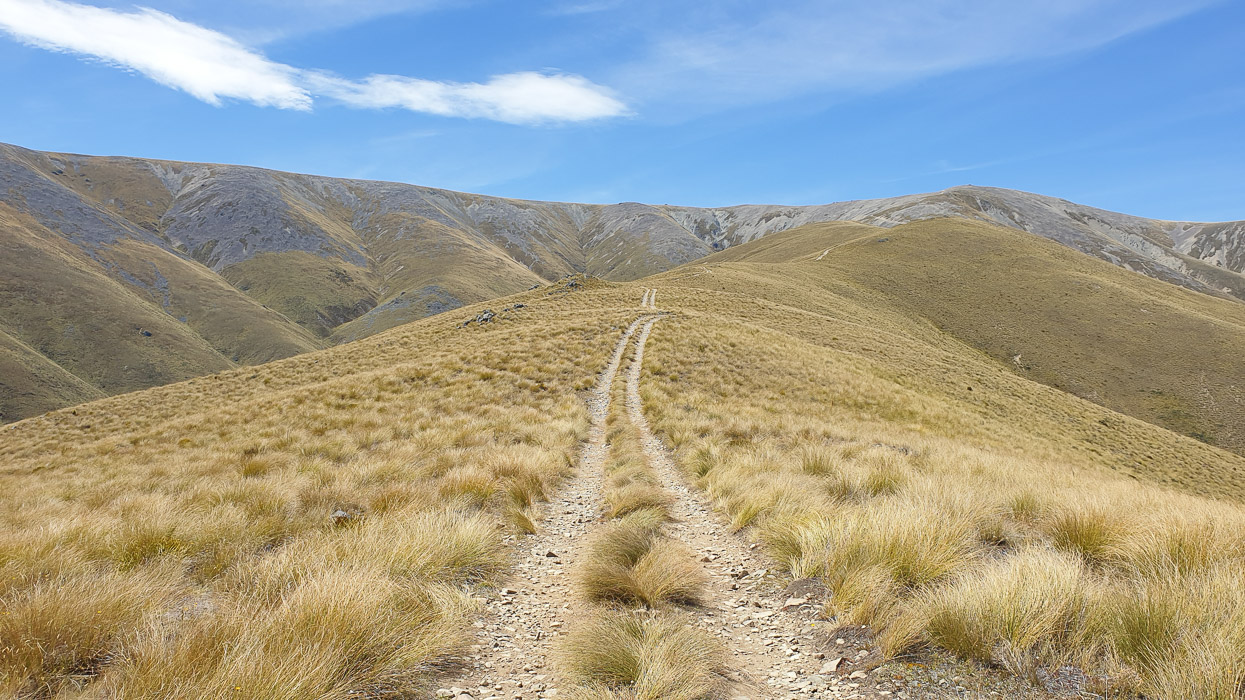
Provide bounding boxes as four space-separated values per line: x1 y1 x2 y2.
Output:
0 565 184 697
556 610 724 700
1106 564 1245 698
822 496 984 626
1044 503 1131 564
883 548 1100 668
575 519 705 607
755 507 836 578
606 480 673 520
103 566 475 698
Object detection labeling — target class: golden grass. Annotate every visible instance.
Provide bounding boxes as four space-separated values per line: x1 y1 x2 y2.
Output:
555 611 724 700
0 281 634 696
6 220 1245 698
705 218 1245 456
573 346 705 608
0 564 185 697
574 518 705 607
557 320 719 699
633 263 1245 698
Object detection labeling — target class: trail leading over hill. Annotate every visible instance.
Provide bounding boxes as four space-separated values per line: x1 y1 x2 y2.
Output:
438 316 648 699
443 295 882 699
626 316 856 699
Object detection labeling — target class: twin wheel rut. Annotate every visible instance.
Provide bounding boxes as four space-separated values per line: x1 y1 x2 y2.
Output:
441 293 864 700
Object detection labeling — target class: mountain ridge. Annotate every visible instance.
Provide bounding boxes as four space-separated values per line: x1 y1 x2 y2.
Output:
2 141 1244 423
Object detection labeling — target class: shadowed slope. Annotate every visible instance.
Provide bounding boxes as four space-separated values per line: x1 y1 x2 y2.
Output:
0 327 104 423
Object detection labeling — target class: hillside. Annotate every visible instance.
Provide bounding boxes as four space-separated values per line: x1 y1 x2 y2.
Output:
700 219 1245 456
1 265 1242 698
3 141 1244 423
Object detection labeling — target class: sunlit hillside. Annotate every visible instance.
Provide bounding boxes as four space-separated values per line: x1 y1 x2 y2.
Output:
704 218 1245 457
5 141 1244 425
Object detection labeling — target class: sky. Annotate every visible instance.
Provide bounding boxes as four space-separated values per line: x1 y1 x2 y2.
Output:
0 0 1242 221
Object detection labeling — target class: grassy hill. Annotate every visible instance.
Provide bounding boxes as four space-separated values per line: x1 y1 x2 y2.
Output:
700 218 1245 457
0 201 323 422
1 249 1242 697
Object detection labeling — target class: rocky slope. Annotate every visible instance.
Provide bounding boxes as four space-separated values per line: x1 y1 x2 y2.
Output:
2 141 1243 421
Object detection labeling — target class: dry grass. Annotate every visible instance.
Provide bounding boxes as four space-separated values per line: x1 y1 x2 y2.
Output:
555 611 724 700
575 518 705 607
557 318 718 699
6 224 1245 699
633 264 1245 698
0 280 635 696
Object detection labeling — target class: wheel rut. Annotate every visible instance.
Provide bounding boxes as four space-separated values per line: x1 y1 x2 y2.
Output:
627 315 859 699
442 291 863 699
439 316 652 700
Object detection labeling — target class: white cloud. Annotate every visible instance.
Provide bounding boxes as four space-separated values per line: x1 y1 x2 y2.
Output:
312 71 629 124
0 0 310 108
0 0 628 123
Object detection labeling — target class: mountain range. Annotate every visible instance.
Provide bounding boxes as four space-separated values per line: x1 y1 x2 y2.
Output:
2 141 1243 428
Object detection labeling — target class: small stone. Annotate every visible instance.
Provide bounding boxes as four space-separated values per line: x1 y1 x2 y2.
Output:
781 596 808 610
849 670 867 680
819 657 842 674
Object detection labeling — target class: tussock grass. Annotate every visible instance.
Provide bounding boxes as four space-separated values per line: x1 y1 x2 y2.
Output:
0 287 635 695
606 480 673 520
1044 503 1132 564
101 568 476 698
0 564 185 697
821 495 985 627
632 276 1245 698
883 548 1100 666
557 324 718 700
575 519 705 608
755 507 837 578
602 389 672 521
555 611 724 700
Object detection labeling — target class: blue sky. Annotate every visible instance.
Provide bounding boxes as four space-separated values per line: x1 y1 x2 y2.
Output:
0 0 1242 221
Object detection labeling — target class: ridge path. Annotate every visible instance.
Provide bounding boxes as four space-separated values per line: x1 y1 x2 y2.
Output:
437 316 652 700
627 316 869 699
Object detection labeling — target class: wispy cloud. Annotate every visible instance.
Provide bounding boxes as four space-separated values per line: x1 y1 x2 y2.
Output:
0 0 628 124
611 0 1220 110
310 71 628 124
546 0 624 17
